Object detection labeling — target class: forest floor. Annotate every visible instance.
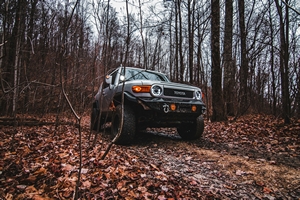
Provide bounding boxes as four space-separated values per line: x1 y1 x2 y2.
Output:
0 114 299 199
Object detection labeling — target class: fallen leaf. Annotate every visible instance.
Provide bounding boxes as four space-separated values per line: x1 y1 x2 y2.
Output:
33 167 47 175
255 181 265 186
236 169 245 176
25 185 38 194
5 193 13 200
190 180 198 185
81 168 88 174
263 187 272 194
185 156 193 161
138 186 147 193
62 164 74 171
157 195 167 200
82 180 91 189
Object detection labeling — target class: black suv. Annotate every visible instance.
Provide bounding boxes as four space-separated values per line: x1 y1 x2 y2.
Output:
91 66 206 144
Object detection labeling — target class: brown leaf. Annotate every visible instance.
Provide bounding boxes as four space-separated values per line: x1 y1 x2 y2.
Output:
5 193 13 200
157 195 167 200
190 180 198 185
138 186 147 193
263 187 272 194
25 175 37 183
82 180 91 189
255 181 265 186
32 195 51 200
33 167 47 175
25 185 38 194
235 169 245 176
62 164 74 171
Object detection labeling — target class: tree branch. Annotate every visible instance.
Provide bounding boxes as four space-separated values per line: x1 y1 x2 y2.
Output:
281 0 300 15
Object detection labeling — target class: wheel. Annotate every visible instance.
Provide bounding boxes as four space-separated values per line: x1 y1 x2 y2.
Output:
177 115 204 140
111 105 136 145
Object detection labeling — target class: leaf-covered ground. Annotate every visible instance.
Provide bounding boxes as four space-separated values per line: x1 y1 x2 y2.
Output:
0 114 299 199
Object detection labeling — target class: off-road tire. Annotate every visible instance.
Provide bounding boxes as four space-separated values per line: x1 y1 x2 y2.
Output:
111 105 136 145
177 115 204 140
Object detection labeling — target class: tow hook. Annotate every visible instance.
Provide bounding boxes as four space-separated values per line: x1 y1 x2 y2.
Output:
163 104 170 113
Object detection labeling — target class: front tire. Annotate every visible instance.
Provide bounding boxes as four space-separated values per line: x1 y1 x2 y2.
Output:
177 115 204 140
111 105 136 145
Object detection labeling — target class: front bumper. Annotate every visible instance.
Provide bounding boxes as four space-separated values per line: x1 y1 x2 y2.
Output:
124 93 206 127
140 98 206 115
124 92 206 114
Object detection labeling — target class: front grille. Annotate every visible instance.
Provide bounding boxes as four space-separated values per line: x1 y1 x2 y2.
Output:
164 88 193 98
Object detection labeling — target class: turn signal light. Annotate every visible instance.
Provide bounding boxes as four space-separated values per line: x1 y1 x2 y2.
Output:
132 85 151 93
170 104 176 111
191 105 197 112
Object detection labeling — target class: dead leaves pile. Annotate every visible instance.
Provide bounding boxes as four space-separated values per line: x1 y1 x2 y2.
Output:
205 114 300 167
0 114 299 199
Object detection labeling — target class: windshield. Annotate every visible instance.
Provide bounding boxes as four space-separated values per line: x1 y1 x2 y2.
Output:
122 68 168 82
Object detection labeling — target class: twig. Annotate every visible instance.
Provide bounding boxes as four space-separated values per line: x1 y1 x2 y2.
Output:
56 0 80 198
281 0 300 15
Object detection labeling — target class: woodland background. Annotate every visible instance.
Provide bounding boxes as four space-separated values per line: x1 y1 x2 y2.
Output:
0 0 300 122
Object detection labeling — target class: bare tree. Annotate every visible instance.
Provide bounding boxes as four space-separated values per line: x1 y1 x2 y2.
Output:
138 0 147 69
223 0 235 116
237 0 249 117
187 0 195 83
274 0 291 124
123 0 131 66
268 0 278 116
211 0 226 121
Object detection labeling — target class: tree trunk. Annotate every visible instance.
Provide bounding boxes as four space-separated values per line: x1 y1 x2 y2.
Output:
12 0 25 116
268 0 277 116
211 0 226 122
188 0 195 84
124 0 130 66
178 0 184 82
274 0 291 124
138 0 147 69
238 0 248 117
169 8 173 80
223 0 234 116
175 0 179 81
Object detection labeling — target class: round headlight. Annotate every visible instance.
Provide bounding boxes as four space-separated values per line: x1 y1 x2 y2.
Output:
151 85 163 97
195 90 202 100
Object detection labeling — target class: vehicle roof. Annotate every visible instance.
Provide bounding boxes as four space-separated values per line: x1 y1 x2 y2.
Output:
108 66 167 77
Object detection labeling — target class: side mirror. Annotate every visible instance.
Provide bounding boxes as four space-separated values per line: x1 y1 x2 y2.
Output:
105 75 112 85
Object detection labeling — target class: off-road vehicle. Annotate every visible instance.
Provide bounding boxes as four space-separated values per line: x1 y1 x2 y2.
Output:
91 66 206 144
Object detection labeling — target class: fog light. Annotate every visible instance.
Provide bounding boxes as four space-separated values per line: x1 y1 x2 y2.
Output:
170 104 176 111
191 105 197 112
